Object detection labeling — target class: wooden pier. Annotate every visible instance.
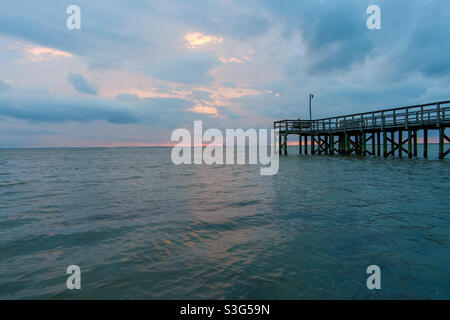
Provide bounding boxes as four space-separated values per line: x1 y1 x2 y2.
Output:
274 100 450 159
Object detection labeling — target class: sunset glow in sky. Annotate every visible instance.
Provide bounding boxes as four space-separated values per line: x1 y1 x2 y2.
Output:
0 0 449 147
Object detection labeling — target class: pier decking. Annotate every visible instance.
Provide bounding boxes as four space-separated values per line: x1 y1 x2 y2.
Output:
274 100 450 159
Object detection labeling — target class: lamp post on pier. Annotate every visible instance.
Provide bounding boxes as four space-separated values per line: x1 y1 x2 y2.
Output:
309 94 314 121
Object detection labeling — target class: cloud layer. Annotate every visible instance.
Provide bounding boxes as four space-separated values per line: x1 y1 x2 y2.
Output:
0 0 449 147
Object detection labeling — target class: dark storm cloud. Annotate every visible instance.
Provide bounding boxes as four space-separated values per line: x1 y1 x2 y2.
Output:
0 91 136 124
0 90 196 127
68 73 98 95
263 0 450 78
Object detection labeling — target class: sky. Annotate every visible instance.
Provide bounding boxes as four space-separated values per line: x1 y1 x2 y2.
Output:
0 0 449 147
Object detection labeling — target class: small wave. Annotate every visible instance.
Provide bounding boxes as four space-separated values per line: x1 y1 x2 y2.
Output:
146 165 161 169
111 175 143 181
227 199 261 207
0 181 26 187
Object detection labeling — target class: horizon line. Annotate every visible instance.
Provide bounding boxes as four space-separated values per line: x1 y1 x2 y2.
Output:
1 142 448 150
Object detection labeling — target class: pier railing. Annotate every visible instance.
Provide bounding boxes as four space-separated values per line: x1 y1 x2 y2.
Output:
274 100 450 134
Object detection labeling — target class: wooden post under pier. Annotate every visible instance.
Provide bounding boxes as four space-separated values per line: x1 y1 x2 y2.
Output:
390 132 395 156
345 133 350 155
299 134 302 154
413 130 418 157
304 136 308 155
408 130 413 158
284 134 288 155
383 131 388 157
377 132 381 156
330 135 334 155
362 133 367 156
284 122 288 156
371 133 376 156
311 136 316 155
278 134 282 156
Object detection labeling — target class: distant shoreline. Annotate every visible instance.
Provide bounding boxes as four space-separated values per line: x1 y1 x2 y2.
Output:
0 143 448 150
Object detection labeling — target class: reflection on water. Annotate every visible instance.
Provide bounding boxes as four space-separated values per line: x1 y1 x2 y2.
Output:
0 146 449 299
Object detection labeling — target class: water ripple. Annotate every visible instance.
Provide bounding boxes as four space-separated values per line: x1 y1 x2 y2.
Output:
0 147 448 299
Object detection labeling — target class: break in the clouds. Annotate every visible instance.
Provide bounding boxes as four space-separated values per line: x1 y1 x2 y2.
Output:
142 52 220 85
0 0 449 147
